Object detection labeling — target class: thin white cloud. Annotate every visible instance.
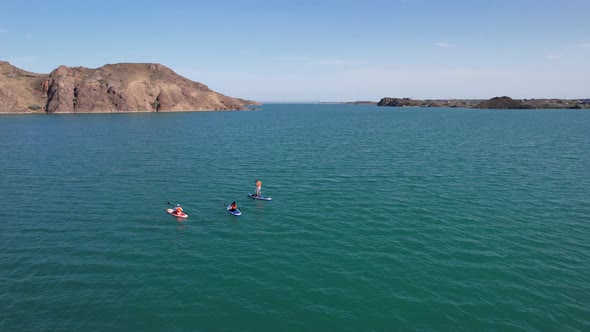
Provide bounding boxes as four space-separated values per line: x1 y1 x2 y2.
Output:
434 42 454 48
309 60 359 65
274 56 310 62
545 53 563 60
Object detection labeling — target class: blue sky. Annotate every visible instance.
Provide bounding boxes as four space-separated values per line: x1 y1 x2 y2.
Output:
1 0 589 101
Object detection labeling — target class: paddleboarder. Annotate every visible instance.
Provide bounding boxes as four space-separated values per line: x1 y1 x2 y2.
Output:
254 179 262 197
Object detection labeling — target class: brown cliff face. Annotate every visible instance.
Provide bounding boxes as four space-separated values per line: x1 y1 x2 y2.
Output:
0 61 258 113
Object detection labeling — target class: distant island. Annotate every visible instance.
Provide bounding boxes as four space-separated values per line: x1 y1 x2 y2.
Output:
302 97 589 109
0 61 258 113
376 96 589 109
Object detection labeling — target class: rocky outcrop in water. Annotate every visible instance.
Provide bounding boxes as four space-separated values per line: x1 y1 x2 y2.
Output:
0 61 258 113
376 96 588 109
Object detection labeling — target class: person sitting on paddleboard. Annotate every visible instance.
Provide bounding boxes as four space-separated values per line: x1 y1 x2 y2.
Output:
229 201 237 212
255 180 262 197
175 204 184 215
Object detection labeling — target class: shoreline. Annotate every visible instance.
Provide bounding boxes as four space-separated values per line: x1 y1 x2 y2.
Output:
1 105 587 115
0 108 255 115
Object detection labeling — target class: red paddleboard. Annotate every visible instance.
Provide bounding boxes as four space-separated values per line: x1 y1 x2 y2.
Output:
167 208 188 218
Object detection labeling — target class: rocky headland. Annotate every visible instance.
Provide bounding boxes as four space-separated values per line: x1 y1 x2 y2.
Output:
377 96 589 109
0 61 258 113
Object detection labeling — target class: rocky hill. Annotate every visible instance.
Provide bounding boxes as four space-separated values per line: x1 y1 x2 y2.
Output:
377 97 422 107
473 96 532 109
0 61 258 113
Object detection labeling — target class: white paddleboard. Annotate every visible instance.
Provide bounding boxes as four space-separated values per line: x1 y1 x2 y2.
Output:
248 193 272 201
227 206 242 216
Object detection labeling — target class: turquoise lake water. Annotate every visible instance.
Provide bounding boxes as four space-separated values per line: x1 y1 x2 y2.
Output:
1 104 589 331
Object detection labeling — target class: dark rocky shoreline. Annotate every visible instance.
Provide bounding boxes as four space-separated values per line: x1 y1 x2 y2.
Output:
376 96 589 109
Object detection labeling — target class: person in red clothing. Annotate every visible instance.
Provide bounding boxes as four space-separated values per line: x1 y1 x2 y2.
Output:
175 204 184 215
229 201 237 212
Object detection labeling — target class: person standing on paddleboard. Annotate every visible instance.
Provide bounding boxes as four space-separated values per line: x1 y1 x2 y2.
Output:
255 179 262 197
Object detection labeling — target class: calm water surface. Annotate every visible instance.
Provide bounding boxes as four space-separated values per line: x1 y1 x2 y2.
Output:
1 105 589 331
